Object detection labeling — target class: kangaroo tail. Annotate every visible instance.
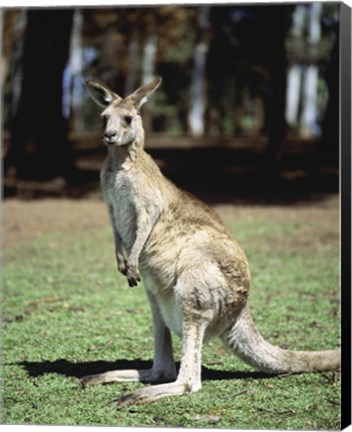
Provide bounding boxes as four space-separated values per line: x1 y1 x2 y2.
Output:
221 306 340 374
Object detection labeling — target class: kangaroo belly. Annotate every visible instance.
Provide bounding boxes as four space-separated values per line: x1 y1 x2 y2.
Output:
158 294 183 337
143 275 183 337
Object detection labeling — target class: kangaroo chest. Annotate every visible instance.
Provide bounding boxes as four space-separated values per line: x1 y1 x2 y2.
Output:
101 166 137 251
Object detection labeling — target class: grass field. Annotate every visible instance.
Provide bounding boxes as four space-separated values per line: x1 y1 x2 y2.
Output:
2 196 340 429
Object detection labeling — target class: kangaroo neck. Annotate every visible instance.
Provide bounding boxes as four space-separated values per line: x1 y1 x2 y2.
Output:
106 135 144 171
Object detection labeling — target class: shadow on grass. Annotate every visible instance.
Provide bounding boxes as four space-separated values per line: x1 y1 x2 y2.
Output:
15 359 277 381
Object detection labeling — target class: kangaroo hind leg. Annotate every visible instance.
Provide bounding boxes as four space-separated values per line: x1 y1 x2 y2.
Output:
114 270 215 407
115 313 208 407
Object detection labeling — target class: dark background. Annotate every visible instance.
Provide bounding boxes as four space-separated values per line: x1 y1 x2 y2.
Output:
2 3 340 203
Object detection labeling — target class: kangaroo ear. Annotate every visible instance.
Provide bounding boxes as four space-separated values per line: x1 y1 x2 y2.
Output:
127 77 162 109
85 80 122 108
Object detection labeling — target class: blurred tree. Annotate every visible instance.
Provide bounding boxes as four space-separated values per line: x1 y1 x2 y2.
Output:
2 10 26 132
80 6 196 133
3 5 339 155
66 10 85 131
261 5 293 170
208 6 257 135
285 3 338 138
188 6 210 136
208 3 292 155
285 5 306 129
299 2 322 137
141 14 158 85
320 28 339 167
125 29 140 95
4 9 75 181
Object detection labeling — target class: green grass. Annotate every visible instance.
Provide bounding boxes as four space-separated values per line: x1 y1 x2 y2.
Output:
2 211 340 429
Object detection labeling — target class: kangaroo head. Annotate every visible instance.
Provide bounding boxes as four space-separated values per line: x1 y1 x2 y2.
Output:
86 77 162 146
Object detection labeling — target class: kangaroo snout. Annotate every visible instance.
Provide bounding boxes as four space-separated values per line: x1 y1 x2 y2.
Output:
104 130 118 144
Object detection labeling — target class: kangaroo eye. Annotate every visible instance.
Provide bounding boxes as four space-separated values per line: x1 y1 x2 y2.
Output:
124 115 133 125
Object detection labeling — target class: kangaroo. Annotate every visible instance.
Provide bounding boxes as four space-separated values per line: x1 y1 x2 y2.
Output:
80 77 340 407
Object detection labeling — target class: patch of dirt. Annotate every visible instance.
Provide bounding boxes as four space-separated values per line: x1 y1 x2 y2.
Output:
2 194 339 250
3 197 109 249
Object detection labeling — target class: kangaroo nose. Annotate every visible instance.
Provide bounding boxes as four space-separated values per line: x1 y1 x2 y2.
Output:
104 130 117 142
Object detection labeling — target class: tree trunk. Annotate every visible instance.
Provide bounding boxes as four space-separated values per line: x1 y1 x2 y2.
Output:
285 5 305 129
141 18 158 133
300 2 322 137
5 9 75 181
300 64 319 137
263 6 292 173
124 30 140 96
320 30 339 167
142 33 157 85
286 65 303 127
188 6 210 136
67 9 84 132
